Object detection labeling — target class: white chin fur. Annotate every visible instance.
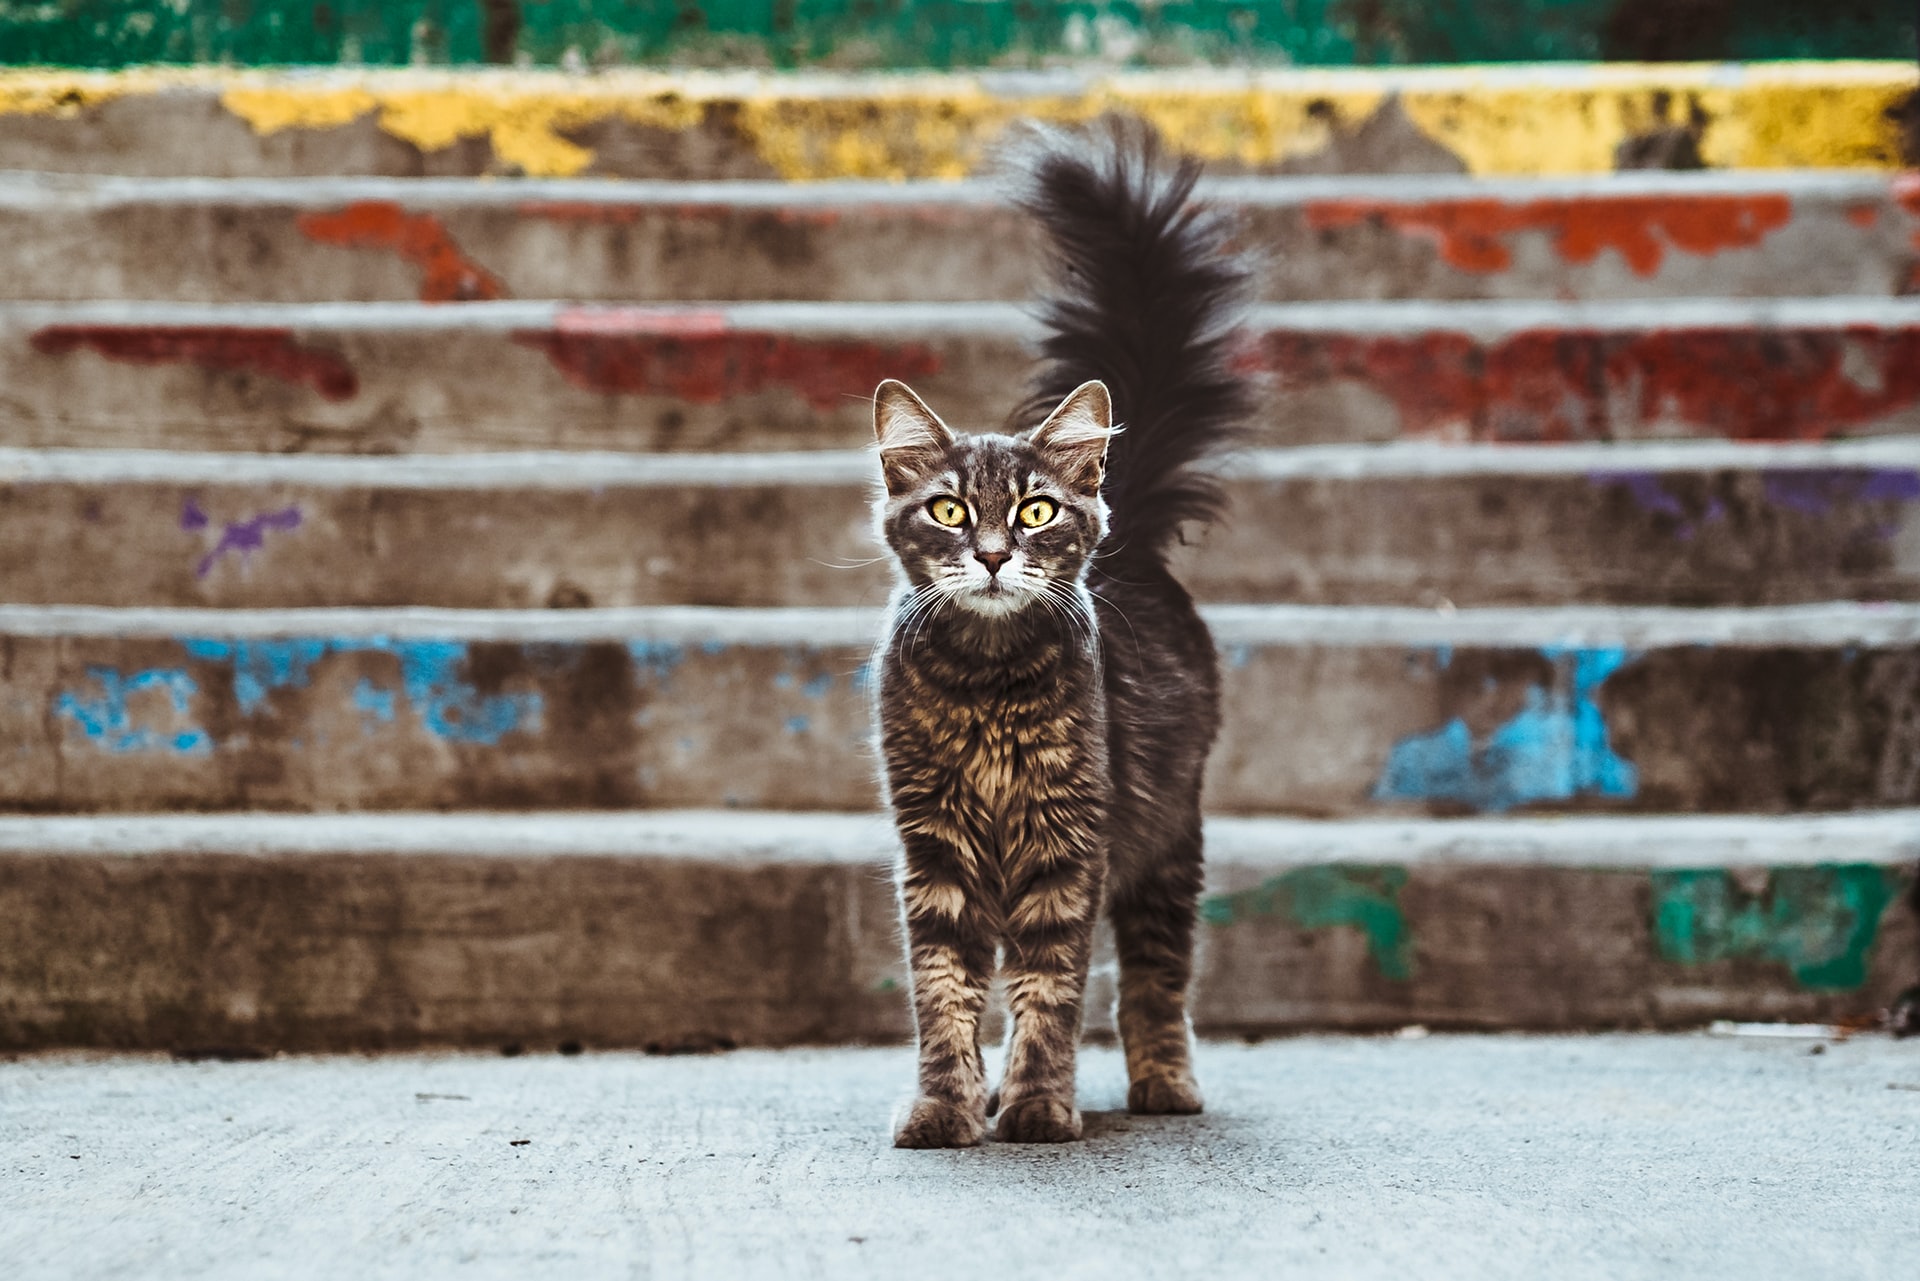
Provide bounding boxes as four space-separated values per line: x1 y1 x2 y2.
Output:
955 583 1030 617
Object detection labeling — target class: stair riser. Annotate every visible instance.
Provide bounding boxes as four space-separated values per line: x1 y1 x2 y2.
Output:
2 849 1909 1051
6 467 1920 609
7 631 1917 815
0 66 1909 179
9 312 1920 451
4 181 1913 303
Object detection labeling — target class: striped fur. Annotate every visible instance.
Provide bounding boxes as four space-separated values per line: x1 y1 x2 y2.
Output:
876 120 1249 1147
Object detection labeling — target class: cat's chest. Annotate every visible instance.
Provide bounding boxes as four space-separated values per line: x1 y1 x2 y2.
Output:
913 682 1097 809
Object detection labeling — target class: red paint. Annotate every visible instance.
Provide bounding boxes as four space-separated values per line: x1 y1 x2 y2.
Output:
30 327 359 401
519 202 860 228
1244 326 1920 443
1306 194 1793 277
1845 203 1881 229
515 318 940 410
519 201 649 225
1893 174 1920 292
298 202 504 303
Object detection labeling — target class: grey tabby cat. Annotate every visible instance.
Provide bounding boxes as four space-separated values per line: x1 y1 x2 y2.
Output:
871 120 1252 1147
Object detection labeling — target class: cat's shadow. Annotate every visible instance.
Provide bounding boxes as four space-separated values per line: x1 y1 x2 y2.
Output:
1078 1107 1202 1141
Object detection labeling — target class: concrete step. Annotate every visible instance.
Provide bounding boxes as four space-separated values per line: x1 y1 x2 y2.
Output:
5 171 1917 304
0 64 1910 180
7 441 1920 610
8 299 1920 452
6 603 1920 816
0 810 1912 1051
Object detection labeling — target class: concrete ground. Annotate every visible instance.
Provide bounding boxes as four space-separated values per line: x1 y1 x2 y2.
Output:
5 1035 1917 1280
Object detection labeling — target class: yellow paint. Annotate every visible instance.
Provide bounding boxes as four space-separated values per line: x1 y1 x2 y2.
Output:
0 64 1912 179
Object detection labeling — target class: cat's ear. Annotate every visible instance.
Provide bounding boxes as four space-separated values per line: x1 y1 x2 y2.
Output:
1030 380 1113 497
873 380 956 495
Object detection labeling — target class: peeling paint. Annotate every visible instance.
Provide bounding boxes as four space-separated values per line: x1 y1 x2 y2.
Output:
179 637 542 745
1 66 1911 181
1248 327 1920 442
297 201 504 303
54 666 210 755
516 318 940 410
1306 193 1792 277
1201 864 1412 982
1651 865 1903 990
31 326 358 402
1373 647 1637 813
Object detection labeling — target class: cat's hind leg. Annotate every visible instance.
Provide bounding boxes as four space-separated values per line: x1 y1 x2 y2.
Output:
1110 819 1205 1115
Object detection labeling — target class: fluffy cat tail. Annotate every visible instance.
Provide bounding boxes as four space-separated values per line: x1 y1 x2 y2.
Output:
1006 117 1255 568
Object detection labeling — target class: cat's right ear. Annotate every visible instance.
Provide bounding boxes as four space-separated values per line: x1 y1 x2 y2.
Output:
873 380 955 495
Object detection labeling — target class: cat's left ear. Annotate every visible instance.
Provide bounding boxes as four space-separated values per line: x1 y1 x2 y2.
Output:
1030 380 1113 497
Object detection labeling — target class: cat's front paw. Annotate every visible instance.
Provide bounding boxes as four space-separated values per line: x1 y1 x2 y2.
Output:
994 1095 1082 1144
1127 1072 1204 1115
892 1096 987 1149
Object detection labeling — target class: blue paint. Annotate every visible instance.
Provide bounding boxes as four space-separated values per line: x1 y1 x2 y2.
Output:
1225 644 1252 670
351 678 396 724
181 638 329 714
786 715 812 735
626 640 686 685
1373 647 1638 813
801 672 835 699
773 672 795 690
55 666 211 755
178 636 542 746
1433 645 1453 671
701 640 727 656
851 661 874 692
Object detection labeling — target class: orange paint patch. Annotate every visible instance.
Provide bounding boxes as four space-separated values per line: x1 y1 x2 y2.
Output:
1845 203 1881 229
1246 326 1920 443
298 202 504 303
516 318 940 410
1891 174 1920 292
1306 194 1793 278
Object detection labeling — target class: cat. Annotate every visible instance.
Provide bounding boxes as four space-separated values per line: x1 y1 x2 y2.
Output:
871 118 1253 1147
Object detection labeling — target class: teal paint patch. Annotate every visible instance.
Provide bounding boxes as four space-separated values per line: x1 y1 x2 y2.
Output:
54 665 211 755
1651 865 1904 990
178 636 542 746
1201 864 1413 981
1373 646 1638 813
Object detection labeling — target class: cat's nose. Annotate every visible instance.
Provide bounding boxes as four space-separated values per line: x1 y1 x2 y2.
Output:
975 549 1010 576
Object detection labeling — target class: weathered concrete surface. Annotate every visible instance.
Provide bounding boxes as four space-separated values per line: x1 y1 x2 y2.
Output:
0 811 1913 1050
8 442 1920 609
7 300 1920 453
4 1037 1919 1280
5 604 1920 816
5 171 1917 304
0 65 1911 180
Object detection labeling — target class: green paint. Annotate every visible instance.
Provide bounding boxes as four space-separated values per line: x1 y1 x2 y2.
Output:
1650 865 1905 991
1202 864 1413 982
2 1 1910 69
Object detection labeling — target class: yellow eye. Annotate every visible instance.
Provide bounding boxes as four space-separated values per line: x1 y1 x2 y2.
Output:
1018 498 1057 528
927 497 969 527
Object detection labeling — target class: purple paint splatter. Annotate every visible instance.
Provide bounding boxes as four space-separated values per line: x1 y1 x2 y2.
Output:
1592 472 1725 542
194 506 303 578
179 497 209 531
1764 469 1920 516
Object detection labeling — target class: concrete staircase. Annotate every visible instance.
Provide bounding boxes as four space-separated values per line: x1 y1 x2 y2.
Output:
3 67 1918 1055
